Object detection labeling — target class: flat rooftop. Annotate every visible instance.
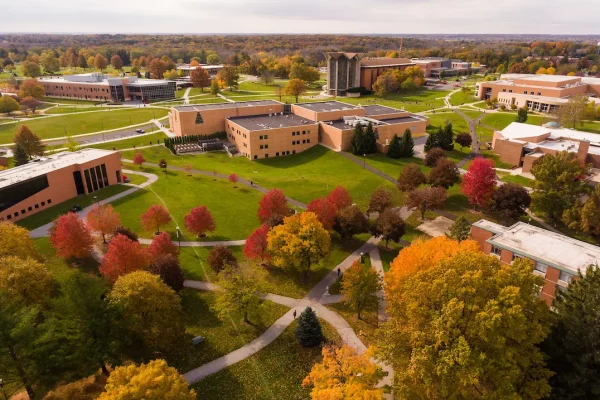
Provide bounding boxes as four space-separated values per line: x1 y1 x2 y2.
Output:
378 116 423 124
173 100 281 112
362 105 404 116
127 79 172 87
228 114 316 131
476 220 600 275
0 149 117 190
294 101 359 113
500 122 600 147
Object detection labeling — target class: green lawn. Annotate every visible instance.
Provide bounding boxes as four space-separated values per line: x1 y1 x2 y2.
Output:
111 167 262 241
327 301 379 347
480 113 549 131
342 88 450 113
17 184 131 230
0 108 169 144
34 237 99 282
363 153 430 181
167 289 289 374
120 146 401 209
82 132 167 151
498 173 534 187
192 318 341 399
237 78 290 92
427 112 470 135
123 173 148 186
45 106 120 114
43 97 104 105
449 90 476 106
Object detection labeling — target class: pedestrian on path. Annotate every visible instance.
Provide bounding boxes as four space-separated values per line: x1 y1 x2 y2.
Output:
250 180 253 187
337 268 341 277
293 310 297 319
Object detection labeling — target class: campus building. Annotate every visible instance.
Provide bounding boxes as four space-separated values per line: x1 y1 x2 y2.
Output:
471 220 600 305
169 100 428 160
475 74 600 112
0 149 122 223
491 122 600 171
411 58 480 79
176 64 223 76
39 73 176 102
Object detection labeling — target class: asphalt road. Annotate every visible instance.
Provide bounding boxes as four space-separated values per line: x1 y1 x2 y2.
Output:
44 122 160 146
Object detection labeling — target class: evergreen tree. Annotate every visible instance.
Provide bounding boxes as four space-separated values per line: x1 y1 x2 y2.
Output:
363 123 377 154
13 143 28 166
544 265 600 400
387 134 403 159
446 216 471 242
516 107 528 123
424 130 440 153
350 123 364 155
401 129 414 157
295 306 323 347
439 122 455 151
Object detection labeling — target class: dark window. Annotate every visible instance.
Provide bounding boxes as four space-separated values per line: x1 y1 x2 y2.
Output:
101 164 109 187
254 155 258 160
307 139 311 143
0 174 49 212
34 204 39 209
6 215 11 220
292 150 296 154
41 202 45 206
47 199 51 204
95 166 104 189
14 212 18 217
21 210 25 215
90 168 99 191
265 154 269 158
84 169 93 193
73 171 85 195
28 207 32 211
276 152 279 156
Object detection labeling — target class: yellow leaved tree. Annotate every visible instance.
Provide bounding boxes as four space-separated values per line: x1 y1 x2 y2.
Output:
302 345 384 400
97 359 195 400
0 256 54 307
0 221 37 260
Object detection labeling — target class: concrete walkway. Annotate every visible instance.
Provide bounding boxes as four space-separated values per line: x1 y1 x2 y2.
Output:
182 87 191 104
29 170 158 238
182 235 395 393
122 159 307 209
152 119 175 138
139 238 246 247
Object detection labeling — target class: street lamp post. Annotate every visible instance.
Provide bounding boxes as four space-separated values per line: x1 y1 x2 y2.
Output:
360 252 365 263
0 378 7 400
363 154 366 169
176 226 181 250
93 195 100 207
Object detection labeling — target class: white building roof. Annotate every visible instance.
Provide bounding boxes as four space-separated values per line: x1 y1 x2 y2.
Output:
176 64 224 71
483 221 600 275
0 149 117 189
500 122 600 147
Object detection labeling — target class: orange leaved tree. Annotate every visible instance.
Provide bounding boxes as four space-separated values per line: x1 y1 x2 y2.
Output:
140 205 171 234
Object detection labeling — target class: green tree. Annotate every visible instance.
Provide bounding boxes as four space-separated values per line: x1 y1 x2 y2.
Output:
217 65 240 91
210 79 220 95
531 151 590 220
295 307 323 347
13 143 28 166
21 61 42 77
424 130 440 152
558 94 589 128
516 107 529 123
381 252 553 399
400 129 414 157
350 123 365 155
438 122 454 151
40 50 60 73
363 123 377 154
387 134 402 159
446 216 471 242
284 78 307 103
213 264 263 324
13 125 45 159
0 95 20 115
340 260 382 319
544 265 600 400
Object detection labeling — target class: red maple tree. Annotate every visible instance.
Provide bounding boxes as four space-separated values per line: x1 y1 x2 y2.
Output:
86 204 121 243
148 232 179 261
184 206 216 237
49 213 94 260
99 234 150 283
243 224 270 262
258 189 289 227
140 205 171 234
132 152 146 165
307 197 336 230
229 173 239 187
461 157 497 209
327 186 352 211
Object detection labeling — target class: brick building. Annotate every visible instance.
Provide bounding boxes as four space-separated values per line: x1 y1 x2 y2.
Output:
471 219 600 305
0 149 122 223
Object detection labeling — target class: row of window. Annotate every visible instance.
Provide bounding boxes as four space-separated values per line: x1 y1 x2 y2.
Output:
253 150 297 160
291 130 310 136
260 144 268 149
49 85 108 93
292 139 311 145
259 134 268 140
84 164 110 194
492 245 574 283
1 199 52 221
46 93 109 100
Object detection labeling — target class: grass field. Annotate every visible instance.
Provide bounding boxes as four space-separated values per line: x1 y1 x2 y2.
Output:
426 112 470 135
193 318 341 399
120 146 401 209
498 173 535 187
0 108 169 144
480 113 549 131
17 184 131 230
449 90 476 106
45 106 120 114
111 167 262 241
168 289 289 374
43 97 103 105
363 153 430 181
342 88 450 113
34 237 100 282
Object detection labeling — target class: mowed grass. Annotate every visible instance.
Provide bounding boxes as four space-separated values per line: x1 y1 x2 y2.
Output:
111 167 262 241
342 88 451 113
427 112 470 134
81 132 168 151
44 106 120 114
0 108 169 144
362 153 430 182
120 146 401 209
17 184 131 230
480 113 549 131
179 235 368 299
43 97 103 105
449 90 476 106
168 289 289 374
192 319 341 399
34 237 99 282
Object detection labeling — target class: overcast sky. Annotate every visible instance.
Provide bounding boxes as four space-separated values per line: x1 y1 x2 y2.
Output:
2 0 600 34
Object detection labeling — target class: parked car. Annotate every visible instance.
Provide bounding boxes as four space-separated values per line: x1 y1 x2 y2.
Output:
69 204 82 213
135 129 145 134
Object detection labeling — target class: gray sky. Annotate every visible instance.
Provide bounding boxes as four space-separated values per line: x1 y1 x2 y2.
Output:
2 0 600 34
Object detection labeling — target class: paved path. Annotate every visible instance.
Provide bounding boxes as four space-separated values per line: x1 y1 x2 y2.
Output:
182 87 191 104
152 119 175 138
122 159 307 209
453 109 482 158
140 238 246 247
182 235 395 392
29 170 158 238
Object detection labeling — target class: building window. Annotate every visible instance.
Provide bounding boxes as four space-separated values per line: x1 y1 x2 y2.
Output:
264 135 268 139
307 139 311 143
302 130 306 134
47 199 52 204
302 140 306 144
559 271 573 283
265 154 269 158
254 155 258 160
259 135 263 140
260 145 264 149
35 204 39 209
535 262 548 275
264 144 268 149
491 245 502 257
276 152 279 156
